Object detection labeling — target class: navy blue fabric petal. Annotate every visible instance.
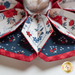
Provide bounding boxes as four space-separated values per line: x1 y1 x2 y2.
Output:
40 25 75 57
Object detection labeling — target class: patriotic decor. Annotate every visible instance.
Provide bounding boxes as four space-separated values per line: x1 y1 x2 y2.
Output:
0 0 75 62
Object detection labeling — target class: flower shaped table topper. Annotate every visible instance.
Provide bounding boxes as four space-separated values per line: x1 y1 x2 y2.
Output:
0 0 75 62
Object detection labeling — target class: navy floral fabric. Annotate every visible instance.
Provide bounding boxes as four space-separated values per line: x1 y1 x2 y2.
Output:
41 25 75 57
0 24 35 56
0 23 75 57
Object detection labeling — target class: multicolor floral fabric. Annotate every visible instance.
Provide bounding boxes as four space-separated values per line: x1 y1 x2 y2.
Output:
0 0 75 62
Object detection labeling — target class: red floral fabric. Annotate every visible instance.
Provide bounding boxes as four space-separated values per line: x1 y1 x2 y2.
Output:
0 5 5 10
69 20 74 26
3 9 17 18
53 16 62 25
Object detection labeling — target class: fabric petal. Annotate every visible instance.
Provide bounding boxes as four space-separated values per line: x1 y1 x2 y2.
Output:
21 13 53 54
0 8 28 38
47 8 75 39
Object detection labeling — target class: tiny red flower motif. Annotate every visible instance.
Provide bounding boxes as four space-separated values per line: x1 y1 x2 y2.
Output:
64 17 67 21
69 20 74 26
0 5 5 10
3 9 17 18
53 48 56 50
46 20 50 25
53 16 62 25
9 39 12 42
26 31 32 37
62 41 65 44
50 50 53 52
